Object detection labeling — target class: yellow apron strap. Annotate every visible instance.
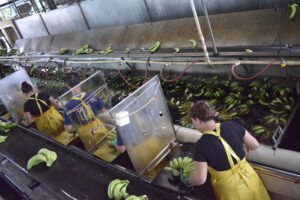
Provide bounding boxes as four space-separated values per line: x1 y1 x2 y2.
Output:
205 123 241 170
71 92 95 120
29 93 50 116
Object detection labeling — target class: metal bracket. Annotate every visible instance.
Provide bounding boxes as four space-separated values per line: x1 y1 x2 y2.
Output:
121 57 135 70
272 125 283 149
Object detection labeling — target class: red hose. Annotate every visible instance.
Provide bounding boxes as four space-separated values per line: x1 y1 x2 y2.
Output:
117 62 149 88
231 59 281 81
160 61 201 83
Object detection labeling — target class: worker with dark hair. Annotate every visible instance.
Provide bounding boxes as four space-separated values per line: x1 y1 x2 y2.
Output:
63 72 109 151
21 81 64 137
182 100 270 200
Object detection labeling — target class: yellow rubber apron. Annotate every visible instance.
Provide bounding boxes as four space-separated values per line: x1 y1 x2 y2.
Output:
30 93 64 137
205 123 270 200
71 93 109 151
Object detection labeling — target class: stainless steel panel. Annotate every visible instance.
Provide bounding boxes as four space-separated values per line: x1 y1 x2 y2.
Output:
41 4 88 35
145 0 285 21
14 14 48 38
109 76 176 174
80 0 150 28
0 68 36 122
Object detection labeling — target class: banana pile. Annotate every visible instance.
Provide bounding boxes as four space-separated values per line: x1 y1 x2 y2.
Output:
164 157 195 178
148 41 160 53
108 179 148 200
74 44 93 55
0 135 8 143
264 114 287 125
27 148 57 170
0 120 17 133
178 102 193 127
268 97 295 115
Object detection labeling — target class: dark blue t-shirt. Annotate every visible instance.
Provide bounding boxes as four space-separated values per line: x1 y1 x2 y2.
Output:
64 92 104 126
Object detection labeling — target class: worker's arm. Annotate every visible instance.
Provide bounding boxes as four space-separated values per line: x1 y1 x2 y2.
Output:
24 112 34 125
188 161 208 186
244 130 259 151
49 96 59 107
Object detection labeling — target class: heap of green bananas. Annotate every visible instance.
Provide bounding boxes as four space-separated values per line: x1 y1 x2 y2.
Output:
223 93 243 109
263 114 287 125
178 102 193 127
125 195 148 200
164 157 195 178
0 120 17 133
268 97 295 115
27 148 57 170
0 135 8 143
148 41 160 53
74 45 93 55
108 179 129 199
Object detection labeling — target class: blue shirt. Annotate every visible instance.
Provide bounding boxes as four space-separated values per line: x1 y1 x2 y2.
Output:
64 92 105 125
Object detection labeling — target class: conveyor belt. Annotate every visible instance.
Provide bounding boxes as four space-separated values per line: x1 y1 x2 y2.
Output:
0 124 183 200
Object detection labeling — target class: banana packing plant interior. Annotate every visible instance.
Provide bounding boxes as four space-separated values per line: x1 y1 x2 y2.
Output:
1 8 300 200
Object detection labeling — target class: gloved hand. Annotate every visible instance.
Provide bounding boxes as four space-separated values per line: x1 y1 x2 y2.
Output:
179 169 192 188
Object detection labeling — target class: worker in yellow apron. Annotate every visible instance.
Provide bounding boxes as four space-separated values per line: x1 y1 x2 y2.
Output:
63 72 109 151
66 92 109 151
182 100 270 200
22 81 64 137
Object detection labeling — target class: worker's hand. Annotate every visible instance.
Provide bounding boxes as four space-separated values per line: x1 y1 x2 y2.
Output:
179 169 192 188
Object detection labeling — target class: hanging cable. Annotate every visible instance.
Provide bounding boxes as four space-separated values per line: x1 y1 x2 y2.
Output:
160 61 201 83
231 59 281 81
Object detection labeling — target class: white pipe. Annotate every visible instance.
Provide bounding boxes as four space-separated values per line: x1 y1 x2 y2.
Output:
189 0 210 62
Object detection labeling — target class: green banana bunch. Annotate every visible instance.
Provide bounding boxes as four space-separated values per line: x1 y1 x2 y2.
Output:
189 39 197 49
38 148 57 167
27 148 57 170
264 114 287 125
148 41 160 53
0 120 17 133
268 97 295 115
100 44 114 54
125 195 148 200
107 179 129 200
27 154 47 170
289 4 298 19
251 125 267 137
174 48 180 53
165 157 195 178
235 104 250 115
224 93 242 108
59 48 68 55
0 135 8 143
74 44 93 55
